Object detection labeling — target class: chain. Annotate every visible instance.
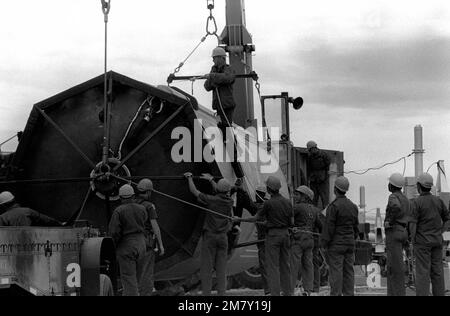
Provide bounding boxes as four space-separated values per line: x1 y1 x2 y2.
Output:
254 80 272 150
205 2 219 42
168 0 220 83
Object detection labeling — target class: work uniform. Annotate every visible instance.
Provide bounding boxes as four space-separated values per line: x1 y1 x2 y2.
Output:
255 200 270 295
233 187 269 294
204 64 236 133
109 200 147 296
291 201 322 293
321 196 359 296
307 151 331 208
384 191 410 296
0 203 61 226
411 192 450 296
313 211 326 292
197 192 234 296
134 197 159 296
258 193 293 296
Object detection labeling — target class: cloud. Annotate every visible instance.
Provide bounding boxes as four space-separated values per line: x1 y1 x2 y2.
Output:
254 32 450 114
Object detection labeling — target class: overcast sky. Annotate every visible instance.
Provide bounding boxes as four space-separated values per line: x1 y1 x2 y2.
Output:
1 0 449 219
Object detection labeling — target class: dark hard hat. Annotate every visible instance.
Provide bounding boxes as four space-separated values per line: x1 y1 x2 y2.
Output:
307 141 317 149
266 176 282 191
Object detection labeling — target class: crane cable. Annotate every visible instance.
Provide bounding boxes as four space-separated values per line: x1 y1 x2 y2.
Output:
110 174 235 221
168 0 220 83
101 0 111 166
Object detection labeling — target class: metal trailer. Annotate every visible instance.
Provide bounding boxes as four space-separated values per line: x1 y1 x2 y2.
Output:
0 225 116 296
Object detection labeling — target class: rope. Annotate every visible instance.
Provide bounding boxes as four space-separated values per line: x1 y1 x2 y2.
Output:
117 97 154 160
214 87 269 203
437 161 446 176
110 174 234 221
254 81 272 147
167 0 220 83
426 161 438 173
335 152 414 176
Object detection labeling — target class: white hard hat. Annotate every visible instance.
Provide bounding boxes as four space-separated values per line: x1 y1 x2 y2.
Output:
417 173 433 189
212 47 227 58
119 184 135 198
137 179 153 192
389 173 405 189
217 179 231 193
0 191 15 205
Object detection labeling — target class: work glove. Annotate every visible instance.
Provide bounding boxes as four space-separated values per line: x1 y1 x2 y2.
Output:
200 173 214 182
158 245 165 256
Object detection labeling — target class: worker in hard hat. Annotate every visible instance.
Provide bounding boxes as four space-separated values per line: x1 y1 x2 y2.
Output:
253 185 270 295
108 184 148 296
134 178 165 296
384 173 410 296
410 173 450 296
306 141 331 208
204 47 237 140
184 172 234 296
258 176 293 296
290 186 322 296
321 176 359 296
0 191 63 226
231 184 271 295
313 199 327 293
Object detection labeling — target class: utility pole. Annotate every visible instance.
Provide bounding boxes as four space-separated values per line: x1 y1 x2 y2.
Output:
359 185 366 224
413 125 424 178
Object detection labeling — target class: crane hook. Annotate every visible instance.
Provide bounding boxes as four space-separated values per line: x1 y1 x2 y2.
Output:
101 0 111 21
207 0 214 11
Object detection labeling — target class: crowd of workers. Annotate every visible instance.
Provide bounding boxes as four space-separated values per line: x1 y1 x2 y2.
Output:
0 47 449 297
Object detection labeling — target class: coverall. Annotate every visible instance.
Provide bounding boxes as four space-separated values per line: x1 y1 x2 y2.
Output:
109 200 147 296
255 201 269 295
258 193 293 296
197 192 234 296
384 190 410 296
234 187 269 294
291 202 322 293
307 151 331 208
204 64 236 136
411 192 450 296
134 197 159 296
313 211 326 292
321 196 359 296
0 203 61 226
